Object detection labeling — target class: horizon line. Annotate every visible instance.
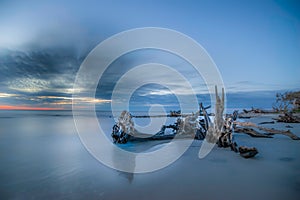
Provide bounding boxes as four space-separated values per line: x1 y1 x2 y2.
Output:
0 105 64 111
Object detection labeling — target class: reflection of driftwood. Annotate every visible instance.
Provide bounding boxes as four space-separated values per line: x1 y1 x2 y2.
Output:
276 112 300 123
234 121 300 140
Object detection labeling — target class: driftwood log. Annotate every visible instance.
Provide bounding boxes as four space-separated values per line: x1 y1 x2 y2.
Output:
242 108 275 114
259 121 275 125
276 112 300 123
234 121 300 140
234 127 273 138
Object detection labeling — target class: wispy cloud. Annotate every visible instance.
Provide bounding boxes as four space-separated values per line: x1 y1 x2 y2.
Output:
226 81 300 93
0 92 19 98
8 78 50 93
0 47 112 109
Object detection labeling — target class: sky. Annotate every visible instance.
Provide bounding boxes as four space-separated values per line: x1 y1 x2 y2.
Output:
0 0 299 110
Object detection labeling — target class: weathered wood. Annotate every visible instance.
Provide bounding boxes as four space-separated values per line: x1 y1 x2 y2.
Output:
206 86 225 143
234 127 273 138
199 102 210 132
234 121 300 140
206 87 259 158
243 108 275 114
215 86 225 135
259 121 275 125
111 86 298 160
276 112 300 123
177 113 199 135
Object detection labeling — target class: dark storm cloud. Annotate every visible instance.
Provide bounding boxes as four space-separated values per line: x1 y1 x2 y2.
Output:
0 48 80 79
0 46 107 108
0 48 81 95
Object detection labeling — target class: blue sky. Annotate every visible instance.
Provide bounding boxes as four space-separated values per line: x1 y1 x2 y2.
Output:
0 0 299 110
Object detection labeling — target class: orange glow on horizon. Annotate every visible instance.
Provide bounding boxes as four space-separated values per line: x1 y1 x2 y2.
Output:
0 105 64 111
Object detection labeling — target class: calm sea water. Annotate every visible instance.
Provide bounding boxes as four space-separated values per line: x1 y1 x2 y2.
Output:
1 93 299 199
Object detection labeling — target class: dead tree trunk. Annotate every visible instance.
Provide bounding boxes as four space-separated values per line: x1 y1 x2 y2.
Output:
206 86 258 158
205 86 224 143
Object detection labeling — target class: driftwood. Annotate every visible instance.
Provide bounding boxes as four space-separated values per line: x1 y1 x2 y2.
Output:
243 108 274 114
276 112 300 123
111 86 300 159
239 146 258 158
238 115 252 119
207 86 258 158
170 110 181 117
234 127 273 138
111 110 184 143
111 100 214 143
205 86 224 143
215 117 260 158
239 108 275 119
234 121 300 140
259 121 275 125
199 103 211 133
